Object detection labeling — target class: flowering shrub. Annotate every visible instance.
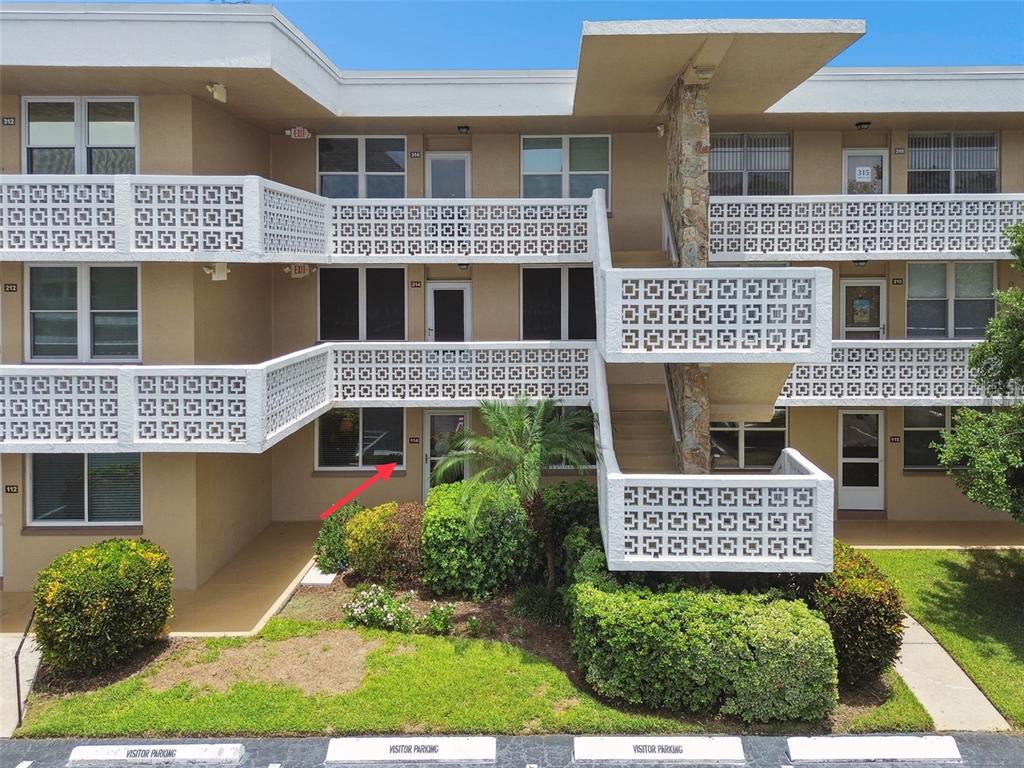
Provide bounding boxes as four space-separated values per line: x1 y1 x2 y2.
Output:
33 538 173 674
418 602 456 636
343 585 414 632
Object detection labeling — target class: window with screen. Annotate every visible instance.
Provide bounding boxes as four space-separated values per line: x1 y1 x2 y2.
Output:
521 266 595 341
710 133 791 195
30 453 141 525
319 267 405 341
711 408 788 470
906 262 995 339
317 136 406 198
908 132 998 194
904 406 991 469
24 98 136 174
317 408 405 469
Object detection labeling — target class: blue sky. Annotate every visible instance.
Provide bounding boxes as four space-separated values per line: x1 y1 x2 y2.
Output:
39 1 1024 69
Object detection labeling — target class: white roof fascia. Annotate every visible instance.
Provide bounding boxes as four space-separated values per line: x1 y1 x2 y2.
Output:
770 66 1024 113
337 71 576 117
581 18 866 36
0 3 344 112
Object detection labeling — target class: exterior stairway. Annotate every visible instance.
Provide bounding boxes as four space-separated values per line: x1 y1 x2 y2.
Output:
605 363 678 473
605 251 678 473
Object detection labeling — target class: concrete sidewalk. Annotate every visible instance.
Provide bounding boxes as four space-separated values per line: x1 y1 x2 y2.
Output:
896 616 1010 732
0 634 40 737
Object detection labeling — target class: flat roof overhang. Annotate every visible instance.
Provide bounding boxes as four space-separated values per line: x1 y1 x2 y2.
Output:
572 19 865 121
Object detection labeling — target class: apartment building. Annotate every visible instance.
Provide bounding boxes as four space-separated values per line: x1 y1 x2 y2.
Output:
0 4 1021 593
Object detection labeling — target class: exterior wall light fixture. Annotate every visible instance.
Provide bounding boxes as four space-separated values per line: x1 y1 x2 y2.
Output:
206 83 228 103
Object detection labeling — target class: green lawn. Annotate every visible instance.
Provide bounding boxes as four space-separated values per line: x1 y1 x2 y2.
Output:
864 548 1024 728
847 671 933 734
17 615 926 737
18 618 699 737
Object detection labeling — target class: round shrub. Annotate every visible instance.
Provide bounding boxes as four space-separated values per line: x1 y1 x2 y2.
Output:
809 541 905 688
566 541 838 723
346 502 400 579
420 481 534 599
313 500 363 573
33 538 174 674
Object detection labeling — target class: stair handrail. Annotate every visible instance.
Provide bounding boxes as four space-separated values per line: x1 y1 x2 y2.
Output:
661 192 681 266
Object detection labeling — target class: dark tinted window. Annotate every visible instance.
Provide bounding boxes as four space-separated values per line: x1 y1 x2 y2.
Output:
567 267 596 340
365 268 405 340
522 268 562 340
319 268 360 340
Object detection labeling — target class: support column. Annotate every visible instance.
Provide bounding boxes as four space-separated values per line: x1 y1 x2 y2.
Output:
665 78 711 473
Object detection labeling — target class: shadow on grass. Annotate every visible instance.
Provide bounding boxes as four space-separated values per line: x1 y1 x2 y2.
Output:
914 549 1024 666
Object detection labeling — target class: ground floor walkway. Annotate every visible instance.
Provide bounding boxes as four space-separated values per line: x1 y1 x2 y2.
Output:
835 520 1024 549
0 521 320 637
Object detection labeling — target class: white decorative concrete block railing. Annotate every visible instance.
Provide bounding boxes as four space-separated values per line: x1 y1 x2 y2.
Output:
590 362 832 572
0 175 592 263
331 343 593 406
0 368 122 447
778 340 1022 406
600 266 833 362
710 194 1024 261
331 199 591 262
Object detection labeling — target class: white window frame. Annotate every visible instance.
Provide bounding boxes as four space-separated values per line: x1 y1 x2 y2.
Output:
520 135 612 208
24 263 141 363
903 406 989 470
314 407 406 472
316 135 407 198
908 131 999 194
22 96 139 175
709 132 792 196
518 264 595 341
316 266 408 342
905 261 997 340
711 409 789 470
26 453 144 527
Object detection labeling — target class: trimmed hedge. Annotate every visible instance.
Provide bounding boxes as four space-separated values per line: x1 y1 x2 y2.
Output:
420 481 534 599
808 542 905 688
313 501 362 573
33 538 174 674
565 540 838 723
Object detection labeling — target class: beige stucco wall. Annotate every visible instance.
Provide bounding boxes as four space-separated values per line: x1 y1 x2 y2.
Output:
788 407 1010 521
0 93 21 173
1 454 200 591
190 97 270 176
1001 129 1024 193
471 133 519 197
193 264 273 364
609 132 664 252
139 95 193 174
793 131 842 194
269 134 316 192
0 262 24 363
195 453 272 585
142 263 196 364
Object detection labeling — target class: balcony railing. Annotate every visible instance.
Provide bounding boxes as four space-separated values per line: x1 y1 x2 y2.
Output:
591 362 833 573
778 340 1023 406
0 339 834 573
710 194 1024 261
0 175 592 263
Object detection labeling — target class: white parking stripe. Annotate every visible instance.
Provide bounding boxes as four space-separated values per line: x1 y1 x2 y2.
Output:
788 735 961 762
574 737 745 762
68 744 244 764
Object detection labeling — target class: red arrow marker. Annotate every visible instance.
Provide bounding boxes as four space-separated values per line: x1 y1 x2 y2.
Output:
320 462 397 520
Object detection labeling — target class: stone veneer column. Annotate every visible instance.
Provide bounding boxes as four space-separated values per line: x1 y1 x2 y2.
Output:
665 78 711 473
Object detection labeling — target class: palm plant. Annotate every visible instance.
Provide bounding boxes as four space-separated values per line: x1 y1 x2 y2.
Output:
432 398 596 592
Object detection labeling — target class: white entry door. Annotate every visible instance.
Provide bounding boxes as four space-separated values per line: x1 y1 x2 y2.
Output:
423 410 469 500
426 152 471 198
839 410 885 510
843 149 889 194
426 282 472 342
840 279 887 339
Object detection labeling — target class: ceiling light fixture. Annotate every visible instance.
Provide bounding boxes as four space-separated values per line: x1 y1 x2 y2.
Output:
457 125 470 135
855 121 871 131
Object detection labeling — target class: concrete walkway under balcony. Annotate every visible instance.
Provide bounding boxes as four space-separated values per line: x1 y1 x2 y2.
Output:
836 520 1024 549
0 521 320 637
